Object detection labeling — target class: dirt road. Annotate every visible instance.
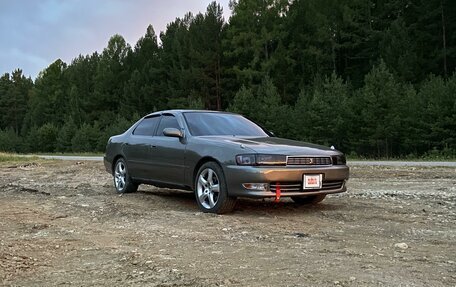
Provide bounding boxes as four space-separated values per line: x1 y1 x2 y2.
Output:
0 160 455 286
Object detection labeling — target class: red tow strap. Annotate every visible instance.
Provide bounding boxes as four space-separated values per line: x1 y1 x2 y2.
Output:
274 182 281 203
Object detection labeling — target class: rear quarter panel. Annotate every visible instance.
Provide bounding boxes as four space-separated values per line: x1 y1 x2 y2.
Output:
104 135 126 174
104 118 144 174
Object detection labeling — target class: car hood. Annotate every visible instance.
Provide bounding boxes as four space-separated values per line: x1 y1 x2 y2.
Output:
198 136 339 156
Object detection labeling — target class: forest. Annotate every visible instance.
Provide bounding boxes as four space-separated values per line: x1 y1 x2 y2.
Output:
0 0 455 158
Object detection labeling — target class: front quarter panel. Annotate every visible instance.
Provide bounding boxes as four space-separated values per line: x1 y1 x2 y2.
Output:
184 137 254 188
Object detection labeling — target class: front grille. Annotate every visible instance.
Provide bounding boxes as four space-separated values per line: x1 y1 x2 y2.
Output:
270 180 344 193
287 156 332 166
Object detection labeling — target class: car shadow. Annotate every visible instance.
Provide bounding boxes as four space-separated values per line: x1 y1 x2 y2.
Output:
235 198 345 215
137 188 198 211
137 187 346 215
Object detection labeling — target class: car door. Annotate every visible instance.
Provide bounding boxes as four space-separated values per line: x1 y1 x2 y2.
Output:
147 113 186 185
123 115 160 179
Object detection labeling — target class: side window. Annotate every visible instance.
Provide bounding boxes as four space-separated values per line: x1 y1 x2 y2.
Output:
132 116 160 136
156 114 181 136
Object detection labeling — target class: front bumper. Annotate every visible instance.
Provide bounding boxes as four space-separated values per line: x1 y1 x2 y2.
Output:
223 165 349 198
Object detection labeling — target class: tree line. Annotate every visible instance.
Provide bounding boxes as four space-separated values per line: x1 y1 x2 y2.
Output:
0 0 455 158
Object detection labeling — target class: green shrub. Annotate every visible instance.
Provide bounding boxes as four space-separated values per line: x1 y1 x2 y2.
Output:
31 123 59 152
71 123 99 152
97 117 133 151
56 117 77 152
0 129 22 152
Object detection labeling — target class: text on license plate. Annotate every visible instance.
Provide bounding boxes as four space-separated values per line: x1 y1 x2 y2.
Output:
303 174 322 189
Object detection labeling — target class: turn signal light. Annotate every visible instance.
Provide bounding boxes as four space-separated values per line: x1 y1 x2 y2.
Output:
242 183 269 191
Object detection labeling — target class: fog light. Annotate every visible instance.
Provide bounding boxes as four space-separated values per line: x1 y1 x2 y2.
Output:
242 183 269 191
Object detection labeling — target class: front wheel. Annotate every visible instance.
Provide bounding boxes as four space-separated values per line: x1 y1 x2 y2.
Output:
195 162 236 214
113 158 138 193
291 194 326 205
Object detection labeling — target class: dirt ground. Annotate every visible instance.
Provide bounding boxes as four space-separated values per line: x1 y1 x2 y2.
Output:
0 160 455 287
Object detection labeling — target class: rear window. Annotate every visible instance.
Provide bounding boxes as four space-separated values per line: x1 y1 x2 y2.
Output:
133 116 160 136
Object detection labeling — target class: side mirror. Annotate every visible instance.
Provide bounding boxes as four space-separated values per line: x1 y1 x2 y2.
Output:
163 128 183 138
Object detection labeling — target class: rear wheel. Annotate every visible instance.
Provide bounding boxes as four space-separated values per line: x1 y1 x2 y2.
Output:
113 158 138 193
195 162 236 214
291 194 326 205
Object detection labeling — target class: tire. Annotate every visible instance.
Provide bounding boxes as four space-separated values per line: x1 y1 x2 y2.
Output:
113 158 138 193
291 194 326 205
195 162 236 214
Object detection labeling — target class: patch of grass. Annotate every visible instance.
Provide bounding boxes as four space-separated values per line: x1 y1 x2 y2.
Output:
346 151 456 161
346 156 456 162
0 153 40 162
34 152 103 156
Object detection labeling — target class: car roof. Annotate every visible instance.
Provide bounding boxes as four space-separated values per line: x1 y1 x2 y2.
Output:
144 109 235 118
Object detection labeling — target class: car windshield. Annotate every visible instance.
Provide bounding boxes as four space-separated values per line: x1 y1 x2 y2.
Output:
183 112 270 137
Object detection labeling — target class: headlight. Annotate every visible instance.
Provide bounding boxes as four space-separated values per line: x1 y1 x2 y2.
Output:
236 154 286 166
236 154 256 165
256 154 287 165
331 154 346 165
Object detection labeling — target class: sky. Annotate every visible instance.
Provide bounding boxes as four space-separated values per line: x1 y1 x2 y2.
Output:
0 0 231 80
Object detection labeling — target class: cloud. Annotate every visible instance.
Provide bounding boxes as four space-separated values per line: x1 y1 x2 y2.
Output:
37 0 79 24
0 0 231 79
0 48 48 78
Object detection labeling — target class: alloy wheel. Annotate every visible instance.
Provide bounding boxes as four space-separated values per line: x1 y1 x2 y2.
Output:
114 161 127 192
196 168 220 209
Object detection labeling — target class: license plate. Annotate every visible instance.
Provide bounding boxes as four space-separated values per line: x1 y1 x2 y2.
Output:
303 174 322 189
